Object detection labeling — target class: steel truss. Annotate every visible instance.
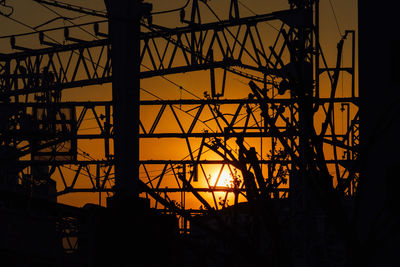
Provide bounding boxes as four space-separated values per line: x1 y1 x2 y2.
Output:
0 0 358 241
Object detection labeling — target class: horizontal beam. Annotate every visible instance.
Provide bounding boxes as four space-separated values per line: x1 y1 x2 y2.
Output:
1 101 112 107
70 131 295 139
141 187 291 193
140 97 359 105
143 8 298 38
1 97 359 107
138 132 293 138
139 159 355 165
56 186 290 195
16 160 113 166
16 159 355 165
8 132 288 140
0 39 108 60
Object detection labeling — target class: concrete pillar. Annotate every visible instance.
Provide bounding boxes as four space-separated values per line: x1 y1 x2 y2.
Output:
105 0 150 200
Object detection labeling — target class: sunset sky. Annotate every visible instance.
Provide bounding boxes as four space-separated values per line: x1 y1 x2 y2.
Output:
0 0 358 208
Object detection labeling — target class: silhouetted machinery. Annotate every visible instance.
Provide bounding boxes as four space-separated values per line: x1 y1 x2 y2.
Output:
0 0 362 266
0 65 75 193
0 54 76 265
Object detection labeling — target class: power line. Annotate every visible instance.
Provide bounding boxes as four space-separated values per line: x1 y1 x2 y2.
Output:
140 87 163 100
33 0 107 18
151 0 190 15
328 0 342 35
0 11 37 32
0 20 107 39
140 64 202 100
33 16 71 30
35 1 99 40
237 0 279 32
0 0 13 16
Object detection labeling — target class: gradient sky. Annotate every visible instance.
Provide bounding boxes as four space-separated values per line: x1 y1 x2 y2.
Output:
0 0 357 58
0 0 358 207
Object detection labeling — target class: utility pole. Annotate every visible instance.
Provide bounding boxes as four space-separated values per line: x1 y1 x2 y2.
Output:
105 0 151 203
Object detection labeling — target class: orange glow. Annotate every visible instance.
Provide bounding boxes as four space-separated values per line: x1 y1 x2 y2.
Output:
208 166 241 189
0 0 358 210
210 169 233 188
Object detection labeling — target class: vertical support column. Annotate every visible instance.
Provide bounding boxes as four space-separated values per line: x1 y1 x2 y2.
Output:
229 0 240 20
290 3 315 171
105 0 151 201
314 0 320 101
350 30 355 98
357 2 400 265
104 103 111 160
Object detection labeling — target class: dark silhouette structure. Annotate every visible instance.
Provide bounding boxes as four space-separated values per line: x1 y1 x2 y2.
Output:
3 0 392 266
356 2 400 266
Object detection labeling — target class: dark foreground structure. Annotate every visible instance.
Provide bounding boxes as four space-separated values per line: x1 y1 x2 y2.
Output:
0 0 398 266
356 1 400 266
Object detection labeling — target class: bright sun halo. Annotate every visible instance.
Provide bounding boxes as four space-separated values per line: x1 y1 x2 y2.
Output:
210 169 234 187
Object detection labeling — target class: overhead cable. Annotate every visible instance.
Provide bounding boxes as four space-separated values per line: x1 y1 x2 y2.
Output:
36 1 99 40
328 0 342 35
151 0 190 15
237 0 279 31
33 0 107 18
0 0 13 16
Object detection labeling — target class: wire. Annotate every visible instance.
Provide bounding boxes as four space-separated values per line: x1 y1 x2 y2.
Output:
140 87 163 100
141 64 202 100
328 0 342 36
0 9 101 45
0 20 107 39
0 0 13 16
36 1 99 40
33 16 71 30
237 0 279 32
151 0 190 15
33 0 107 18
33 9 105 30
0 11 36 31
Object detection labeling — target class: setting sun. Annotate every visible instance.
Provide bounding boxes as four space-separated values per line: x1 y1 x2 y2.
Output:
209 166 241 188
